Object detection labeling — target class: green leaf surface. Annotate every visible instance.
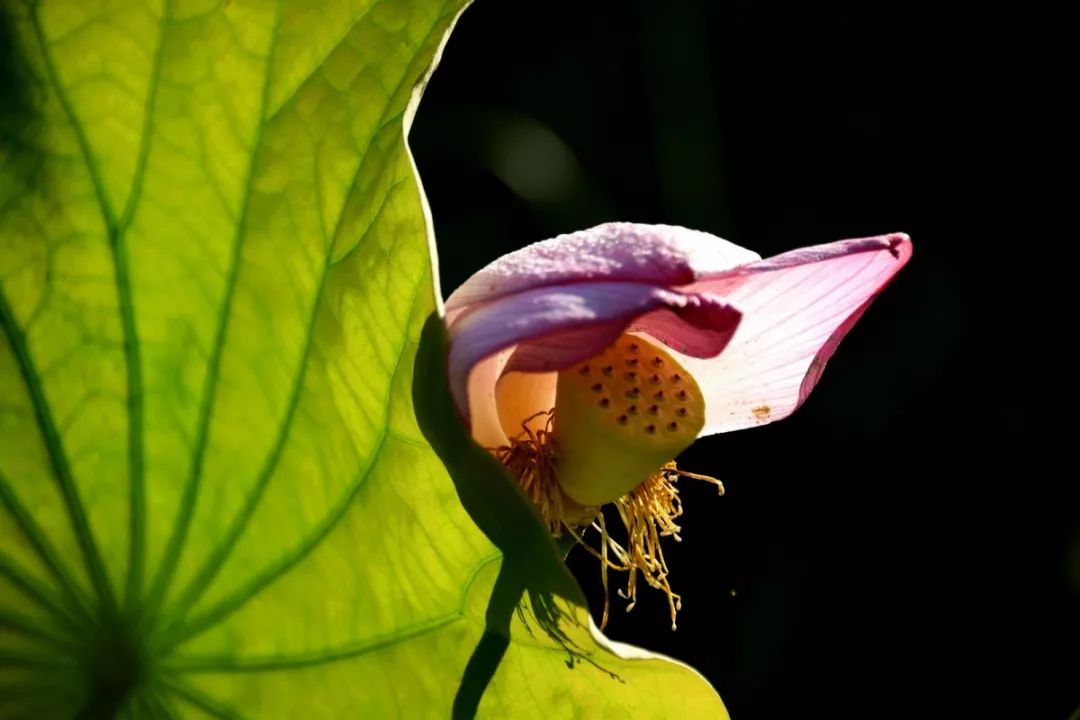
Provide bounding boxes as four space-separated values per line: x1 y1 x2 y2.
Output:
0 1 727 717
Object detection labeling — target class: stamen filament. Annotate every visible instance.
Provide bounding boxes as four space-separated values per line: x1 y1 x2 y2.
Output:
491 411 724 632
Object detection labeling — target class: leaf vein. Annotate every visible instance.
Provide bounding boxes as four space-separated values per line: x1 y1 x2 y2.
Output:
0 474 94 627
28 6 118 228
115 1 172 611
159 272 427 650
166 175 408 619
161 678 248 720
264 0 387 121
0 608 78 652
143 4 285 620
163 554 500 672
0 287 115 613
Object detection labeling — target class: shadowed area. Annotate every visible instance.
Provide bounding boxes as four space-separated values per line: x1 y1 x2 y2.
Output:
0 1 44 196
413 313 578 717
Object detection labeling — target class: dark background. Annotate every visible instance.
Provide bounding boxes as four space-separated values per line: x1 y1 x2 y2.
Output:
412 6 1080 720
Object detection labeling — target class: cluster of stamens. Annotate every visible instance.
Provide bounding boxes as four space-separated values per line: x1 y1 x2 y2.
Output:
493 410 599 535
570 463 723 630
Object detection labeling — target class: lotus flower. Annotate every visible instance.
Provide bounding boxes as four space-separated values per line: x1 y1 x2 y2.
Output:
444 222 911 627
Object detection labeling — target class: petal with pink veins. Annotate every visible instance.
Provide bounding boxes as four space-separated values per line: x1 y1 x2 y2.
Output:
679 233 912 435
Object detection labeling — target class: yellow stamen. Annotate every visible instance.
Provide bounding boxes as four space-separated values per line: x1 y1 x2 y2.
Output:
607 462 723 630
491 412 723 631
492 410 599 534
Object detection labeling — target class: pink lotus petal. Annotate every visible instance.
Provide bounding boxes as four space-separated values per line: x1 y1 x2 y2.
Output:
501 298 741 374
446 222 760 312
628 304 744 358
465 349 514 449
680 233 912 435
448 281 742 429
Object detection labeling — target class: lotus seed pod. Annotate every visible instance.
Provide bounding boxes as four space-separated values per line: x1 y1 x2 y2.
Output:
553 335 705 506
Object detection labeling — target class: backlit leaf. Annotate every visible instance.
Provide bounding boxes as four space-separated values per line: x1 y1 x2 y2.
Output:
0 1 726 716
